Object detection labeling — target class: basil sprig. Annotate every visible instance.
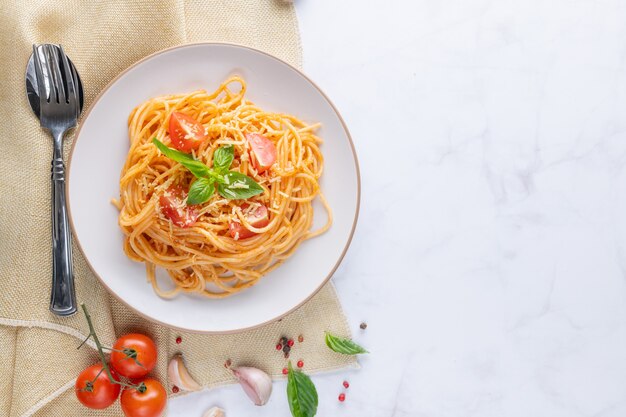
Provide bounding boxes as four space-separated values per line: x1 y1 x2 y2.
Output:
153 139 263 204
187 178 215 205
218 171 264 200
287 361 318 417
324 332 369 355
212 144 235 173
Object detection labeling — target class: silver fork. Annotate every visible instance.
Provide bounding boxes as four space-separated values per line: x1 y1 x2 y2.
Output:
32 44 80 316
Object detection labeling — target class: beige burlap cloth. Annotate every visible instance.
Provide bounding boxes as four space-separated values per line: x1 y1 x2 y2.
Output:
0 1 356 416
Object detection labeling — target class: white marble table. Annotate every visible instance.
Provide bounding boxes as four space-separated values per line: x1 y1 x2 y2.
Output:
171 0 626 415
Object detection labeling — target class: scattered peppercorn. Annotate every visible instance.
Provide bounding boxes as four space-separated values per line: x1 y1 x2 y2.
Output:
276 343 282 351
338 393 346 402
343 380 350 389
297 360 304 368
172 385 180 393
175 336 182 344
298 334 304 343
280 336 289 345
284 352 290 359
282 344 291 354
360 322 367 330
287 339 295 347
282 367 288 375
224 358 232 368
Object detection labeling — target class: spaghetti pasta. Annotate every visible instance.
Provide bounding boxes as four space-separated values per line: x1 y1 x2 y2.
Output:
117 76 331 298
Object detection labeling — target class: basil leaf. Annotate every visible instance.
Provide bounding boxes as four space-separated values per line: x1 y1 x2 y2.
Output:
212 145 234 173
152 138 211 178
217 171 264 200
187 178 215 205
287 362 318 417
324 332 369 355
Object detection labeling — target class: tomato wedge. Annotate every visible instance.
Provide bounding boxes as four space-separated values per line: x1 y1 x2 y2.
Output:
229 203 270 239
168 112 207 152
245 133 277 173
158 186 198 228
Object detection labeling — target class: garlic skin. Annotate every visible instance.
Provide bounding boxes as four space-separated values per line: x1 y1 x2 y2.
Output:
231 366 273 406
168 354 202 391
203 406 225 417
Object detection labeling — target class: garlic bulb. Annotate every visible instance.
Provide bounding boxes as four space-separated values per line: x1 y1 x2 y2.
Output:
203 406 225 417
168 354 202 391
231 366 273 406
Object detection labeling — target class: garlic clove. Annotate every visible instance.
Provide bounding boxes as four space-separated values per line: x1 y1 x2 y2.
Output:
203 406 225 417
168 354 202 391
231 366 273 406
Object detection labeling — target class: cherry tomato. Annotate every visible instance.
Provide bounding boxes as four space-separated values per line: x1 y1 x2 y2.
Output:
75 364 121 409
245 133 277 173
158 185 199 228
110 334 158 379
229 203 270 239
120 378 167 417
169 112 207 152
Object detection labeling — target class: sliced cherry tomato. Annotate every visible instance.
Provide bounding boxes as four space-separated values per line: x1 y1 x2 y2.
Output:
110 334 158 379
169 112 207 152
75 364 121 409
120 378 167 417
159 185 198 228
229 203 270 239
245 132 277 173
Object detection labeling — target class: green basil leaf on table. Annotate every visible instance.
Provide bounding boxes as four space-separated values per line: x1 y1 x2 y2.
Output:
152 138 211 178
217 171 264 200
212 144 234 173
187 177 215 205
287 361 318 417
325 332 369 355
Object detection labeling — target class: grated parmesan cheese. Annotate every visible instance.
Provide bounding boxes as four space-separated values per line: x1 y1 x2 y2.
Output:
230 181 249 189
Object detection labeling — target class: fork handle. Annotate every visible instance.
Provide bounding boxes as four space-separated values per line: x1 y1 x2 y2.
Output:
50 144 77 316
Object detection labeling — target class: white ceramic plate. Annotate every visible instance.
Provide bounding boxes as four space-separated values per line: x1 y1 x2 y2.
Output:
68 43 359 333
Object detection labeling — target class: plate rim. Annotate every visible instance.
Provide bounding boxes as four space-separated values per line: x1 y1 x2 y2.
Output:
66 42 361 334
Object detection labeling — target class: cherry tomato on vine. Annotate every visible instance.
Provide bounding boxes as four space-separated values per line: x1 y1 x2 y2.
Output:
110 333 158 379
75 364 121 409
120 378 167 417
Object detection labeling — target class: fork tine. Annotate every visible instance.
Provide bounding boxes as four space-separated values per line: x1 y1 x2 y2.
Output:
51 45 67 104
46 45 66 104
70 64 80 117
32 44 47 104
42 45 58 103
58 45 76 108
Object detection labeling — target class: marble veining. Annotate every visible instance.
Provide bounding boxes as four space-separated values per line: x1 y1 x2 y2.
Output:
170 1 626 415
